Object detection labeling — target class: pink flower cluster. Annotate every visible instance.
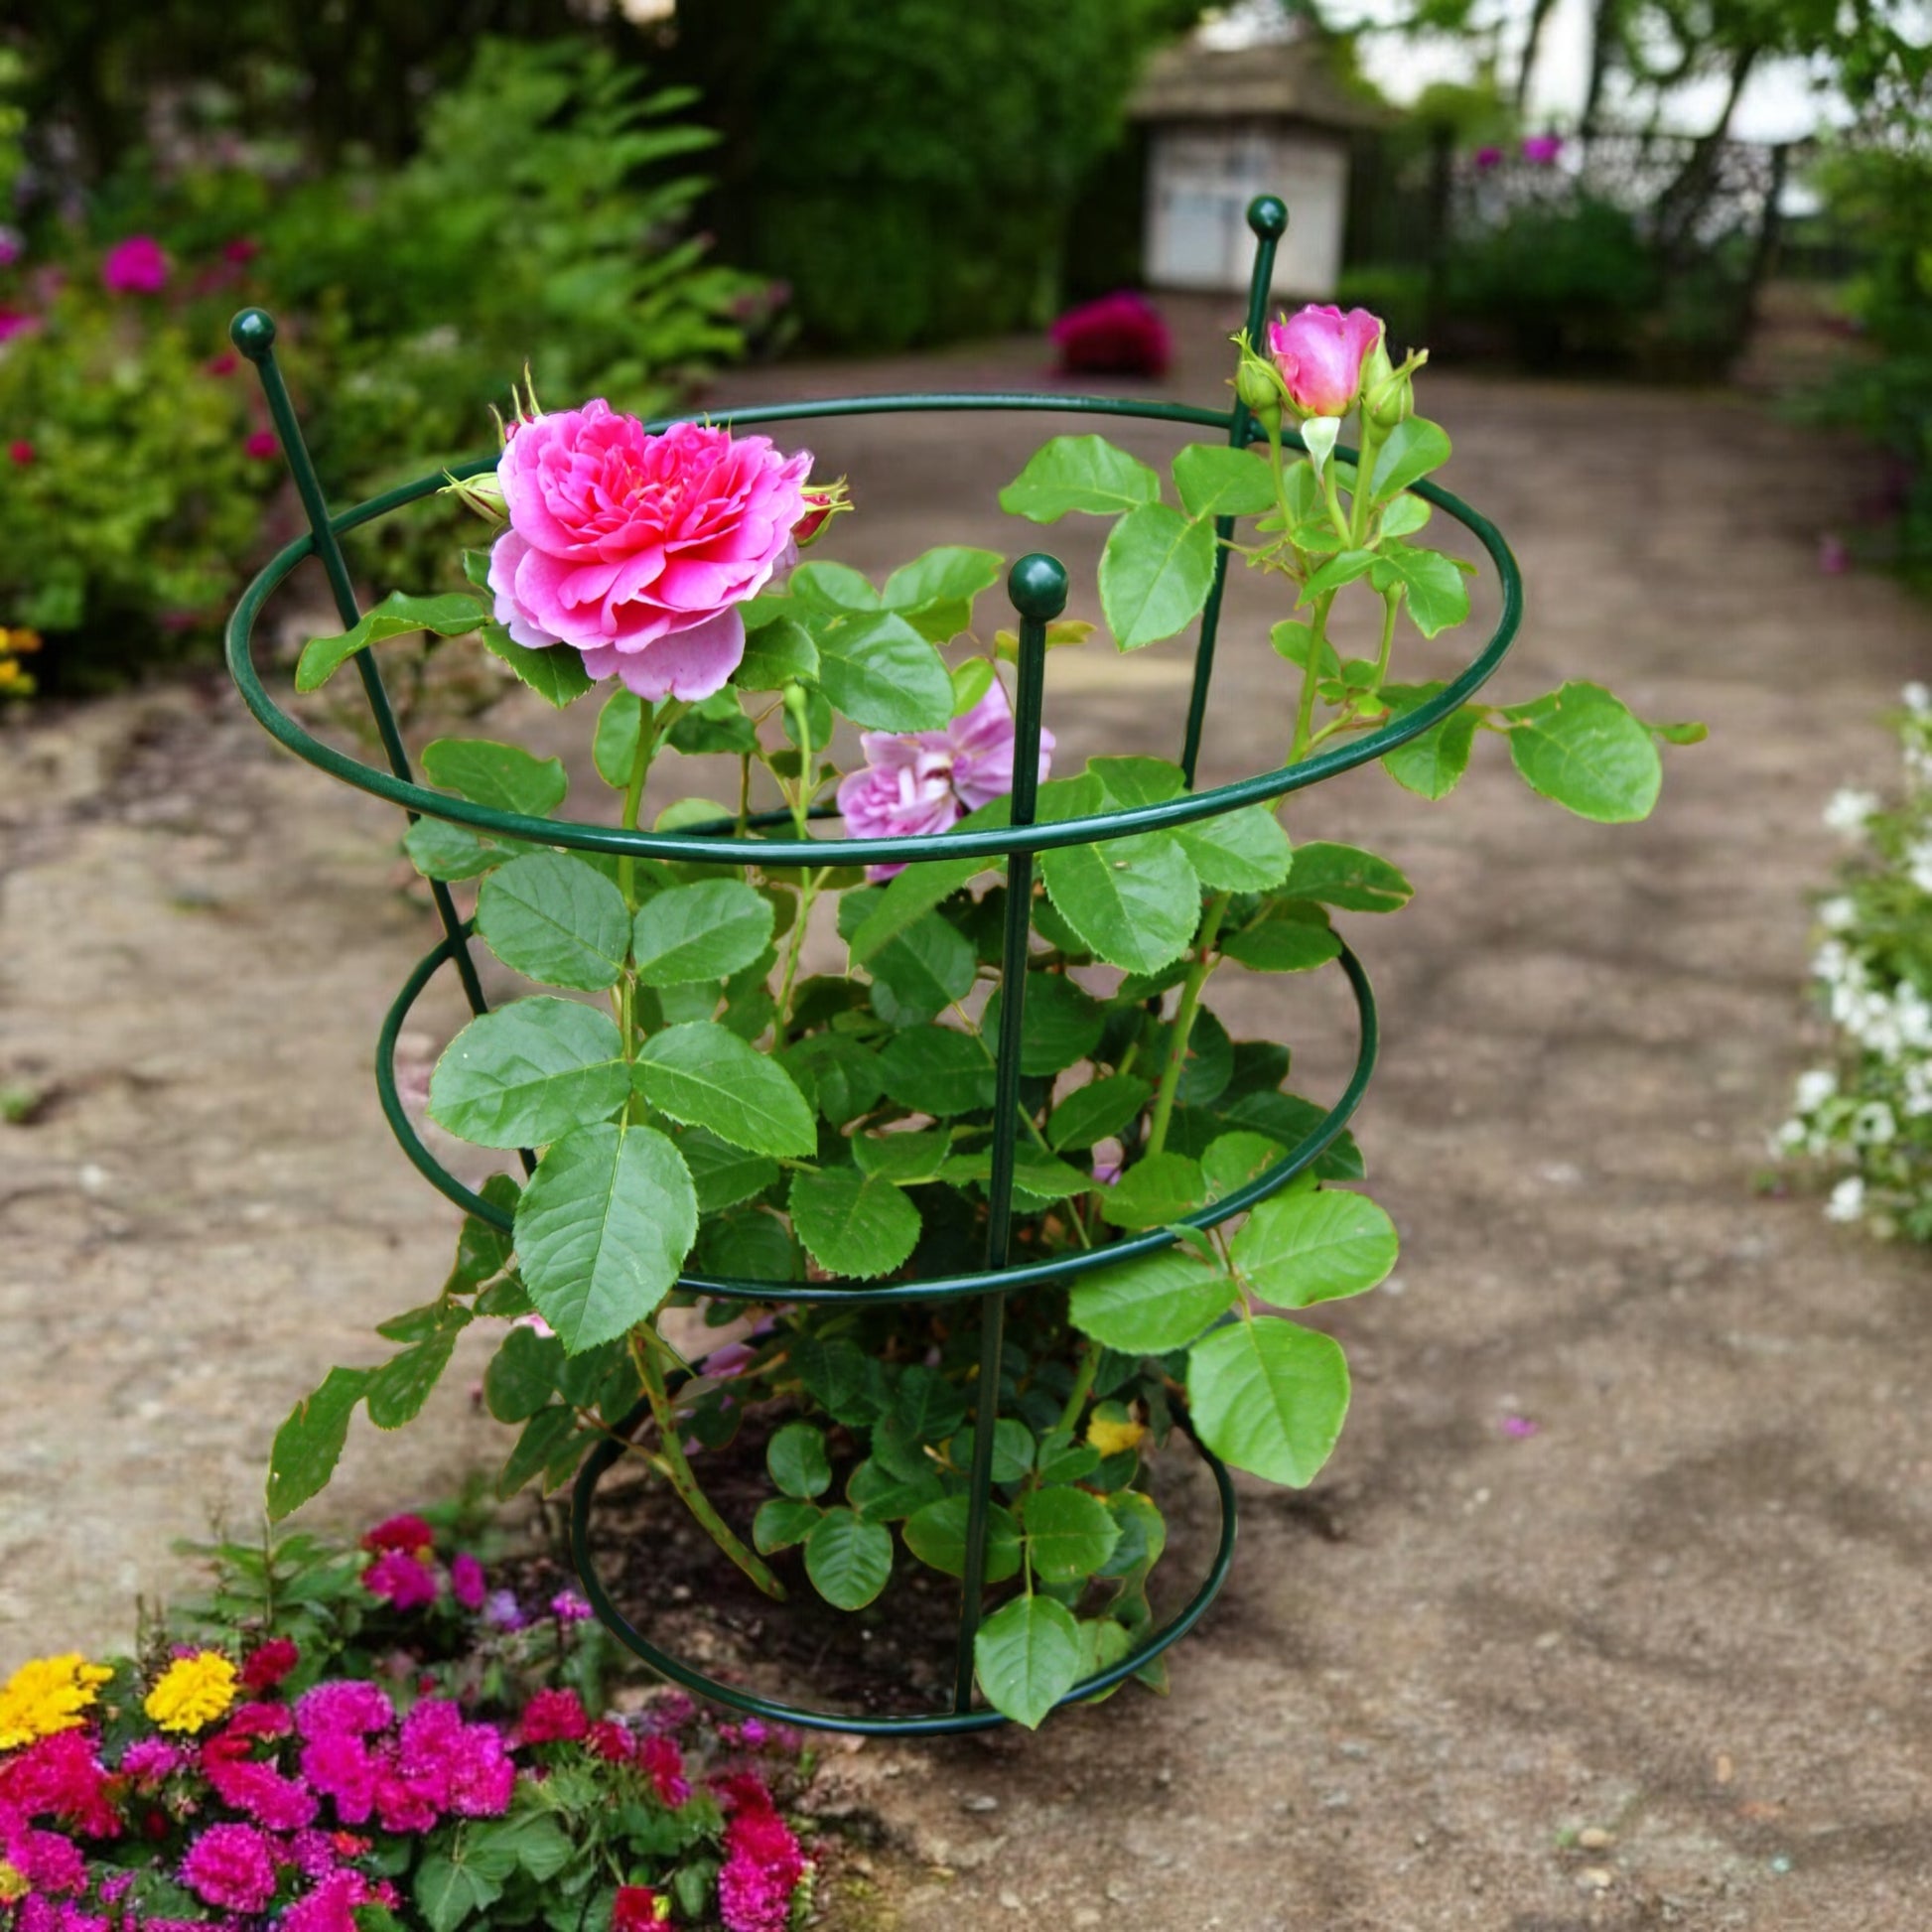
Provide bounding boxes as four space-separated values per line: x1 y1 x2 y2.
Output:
355 1513 488 1613
714 1774 806 1932
294 1681 513 1832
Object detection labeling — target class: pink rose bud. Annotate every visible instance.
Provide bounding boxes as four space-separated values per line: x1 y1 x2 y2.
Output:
1266 305 1384 418
245 430 279 460
102 234 170 296
794 477 852 547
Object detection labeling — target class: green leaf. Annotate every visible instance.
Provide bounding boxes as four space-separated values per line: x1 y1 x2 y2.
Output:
1099 503 1217 649
412 1851 501 1932
1173 443 1277 519
483 1325 559 1424
1022 1485 1121 1583
1219 917 1343 974
867 910 976 1026
1369 416 1452 501
1303 548 1380 598
266 1367 369 1519
974 1593 1082 1728
465 1811 573 1884
679 1128 780 1214
754 1497 822 1553
813 611 953 730
1231 1187 1398 1307
902 1495 1022 1582
790 560 881 613
1270 620 1341 678
429 998 626 1149
788 1167 920 1278
1285 841 1413 911
1173 806 1293 892
633 1023 816 1157
295 592 486 693
804 1508 894 1609
403 817 499 883
593 692 645 789
669 692 759 757
1370 545 1470 637
954 1417 1036 1484
1068 1249 1237 1354
848 1456 944 1522
1649 718 1708 746
1201 1130 1288 1200
631 881 774 986
736 618 819 689
495 1405 580 1498
1048 1073 1153 1152
940 1144 1092 1205
767 1421 833 1500
853 1129 952 1184
1501 682 1662 823
981 972 1106 1075
476 623 595 709
876 1025 997 1116
1379 684 1482 800
476 853 631 991
883 546 1004 642
1039 832 1200 974
1380 493 1433 537
782 1034 884 1127
1099 1153 1208 1229
514 1125 698 1350
952 657 997 715
1089 756 1185 809
845 858 985 964
369 1337 460 1426
1188 1315 1350 1486
420 738 567 818
1000 435 1162 521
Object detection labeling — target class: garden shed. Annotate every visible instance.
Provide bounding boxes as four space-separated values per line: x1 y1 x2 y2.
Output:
1132 35 1377 299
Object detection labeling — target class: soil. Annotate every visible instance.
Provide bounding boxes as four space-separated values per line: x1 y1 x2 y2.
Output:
4 297 1932 1929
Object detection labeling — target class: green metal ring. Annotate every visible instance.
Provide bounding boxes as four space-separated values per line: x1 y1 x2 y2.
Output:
376 926 1377 1308
223 396 1523 869
567 1402 1238 1734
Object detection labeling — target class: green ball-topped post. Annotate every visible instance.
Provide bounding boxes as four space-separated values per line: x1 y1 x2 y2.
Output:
229 306 278 363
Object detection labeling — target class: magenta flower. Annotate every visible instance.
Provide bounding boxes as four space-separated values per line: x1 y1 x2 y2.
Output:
1522 132 1564 165
487 403 811 702
550 1588 593 1622
518 1688 590 1744
0 227 21 267
1050 290 1172 378
0 309 38 345
836 676 1054 882
450 1552 487 1610
101 235 170 296
1473 144 1504 170
1266 305 1384 418
361 1549 439 1610
180 1822 278 1913
245 429 279 460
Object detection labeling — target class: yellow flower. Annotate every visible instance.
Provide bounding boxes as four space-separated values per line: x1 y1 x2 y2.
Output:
0 1653 114 1749
1086 1412 1147 1457
0 1860 26 1902
143 1650 238 1734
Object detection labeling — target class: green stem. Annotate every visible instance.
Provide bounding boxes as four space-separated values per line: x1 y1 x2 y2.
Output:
1371 586 1401 688
1348 413 1384 549
771 866 829 1051
616 705 661 911
1292 593 1337 764
1057 1342 1101 1435
1146 893 1230 1159
630 1333 786 1601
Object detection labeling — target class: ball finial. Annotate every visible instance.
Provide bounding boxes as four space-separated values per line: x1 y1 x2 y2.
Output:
1008 553 1068 623
229 308 278 362
1247 196 1289 241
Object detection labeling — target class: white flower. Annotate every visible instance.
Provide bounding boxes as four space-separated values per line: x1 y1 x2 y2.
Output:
1793 1068 1838 1113
1826 1175 1866 1223
1853 1101 1897 1145
1817 897 1857 933
1908 844 1932 895
1904 682 1930 714
1772 1119 1810 1155
1824 788 1880 837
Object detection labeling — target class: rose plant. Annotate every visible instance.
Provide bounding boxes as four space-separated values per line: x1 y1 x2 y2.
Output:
264 310 1697 1729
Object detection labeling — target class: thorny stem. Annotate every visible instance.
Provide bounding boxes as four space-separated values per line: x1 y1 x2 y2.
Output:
629 1332 785 1600
1146 892 1231 1160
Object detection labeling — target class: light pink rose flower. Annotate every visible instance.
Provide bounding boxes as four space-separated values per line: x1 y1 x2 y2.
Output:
836 677 1053 882
102 235 170 296
487 403 811 703
1266 305 1383 418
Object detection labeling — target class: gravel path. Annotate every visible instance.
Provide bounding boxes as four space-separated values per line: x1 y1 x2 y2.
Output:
2 303 1927 1929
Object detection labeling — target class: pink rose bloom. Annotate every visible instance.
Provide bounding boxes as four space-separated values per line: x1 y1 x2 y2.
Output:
836 677 1054 882
488 403 810 702
101 235 170 296
1266 305 1383 418
1522 132 1564 165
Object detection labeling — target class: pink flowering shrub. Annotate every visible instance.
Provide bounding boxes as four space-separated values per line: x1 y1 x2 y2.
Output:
0 1519 813 1930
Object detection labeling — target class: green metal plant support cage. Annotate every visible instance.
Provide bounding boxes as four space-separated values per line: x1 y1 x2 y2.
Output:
223 197 1522 1736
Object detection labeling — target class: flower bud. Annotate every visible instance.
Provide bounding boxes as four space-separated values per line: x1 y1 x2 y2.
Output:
1234 352 1287 428
794 477 852 548
1364 345 1429 431
439 470 507 523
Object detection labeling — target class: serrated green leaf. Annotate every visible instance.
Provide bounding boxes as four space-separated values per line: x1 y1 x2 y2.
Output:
867 910 976 1026
483 1324 560 1423
813 610 953 730
1173 443 1278 519
1100 503 1217 649
1370 544 1470 636
634 1023 816 1157
1068 1249 1237 1354
754 1497 822 1552
767 1421 833 1499
632 881 774 985
679 1128 780 1214
902 1494 1023 1582
420 738 567 818
1000 435 1161 521
1231 1186 1399 1307
476 623 595 708
1173 806 1293 892
876 1024 997 1116
296 592 486 693
412 1850 501 1932
403 817 500 883
266 1367 369 1519
1379 683 1482 799
593 691 646 789
736 618 819 689
365 1332 459 1430
495 1405 580 1497
429 997 626 1149
1303 548 1379 598
974 1593 1082 1728
1040 831 1199 974
852 1129 952 1184
1022 1484 1121 1582
1284 841 1413 911
1501 681 1662 823
477 853 631 990
1047 1073 1153 1151
789 560 881 613
883 546 1004 642
514 1125 697 1349
804 1507 894 1608
788 1167 920 1278
981 972 1106 1075
1368 416 1452 501
1219 916 1343 973
1201 1130 1287 1200
1187 1315 1350 1486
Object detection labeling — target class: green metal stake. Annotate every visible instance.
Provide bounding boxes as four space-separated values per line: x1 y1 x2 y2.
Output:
952 552 1064 1714
1179 196 1288 788
229 307 492 1026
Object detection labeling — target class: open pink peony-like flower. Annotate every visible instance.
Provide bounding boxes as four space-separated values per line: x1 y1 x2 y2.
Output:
101 236 170 297
1266 305 1383 418
487 404 811 703
836 677 1053 882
